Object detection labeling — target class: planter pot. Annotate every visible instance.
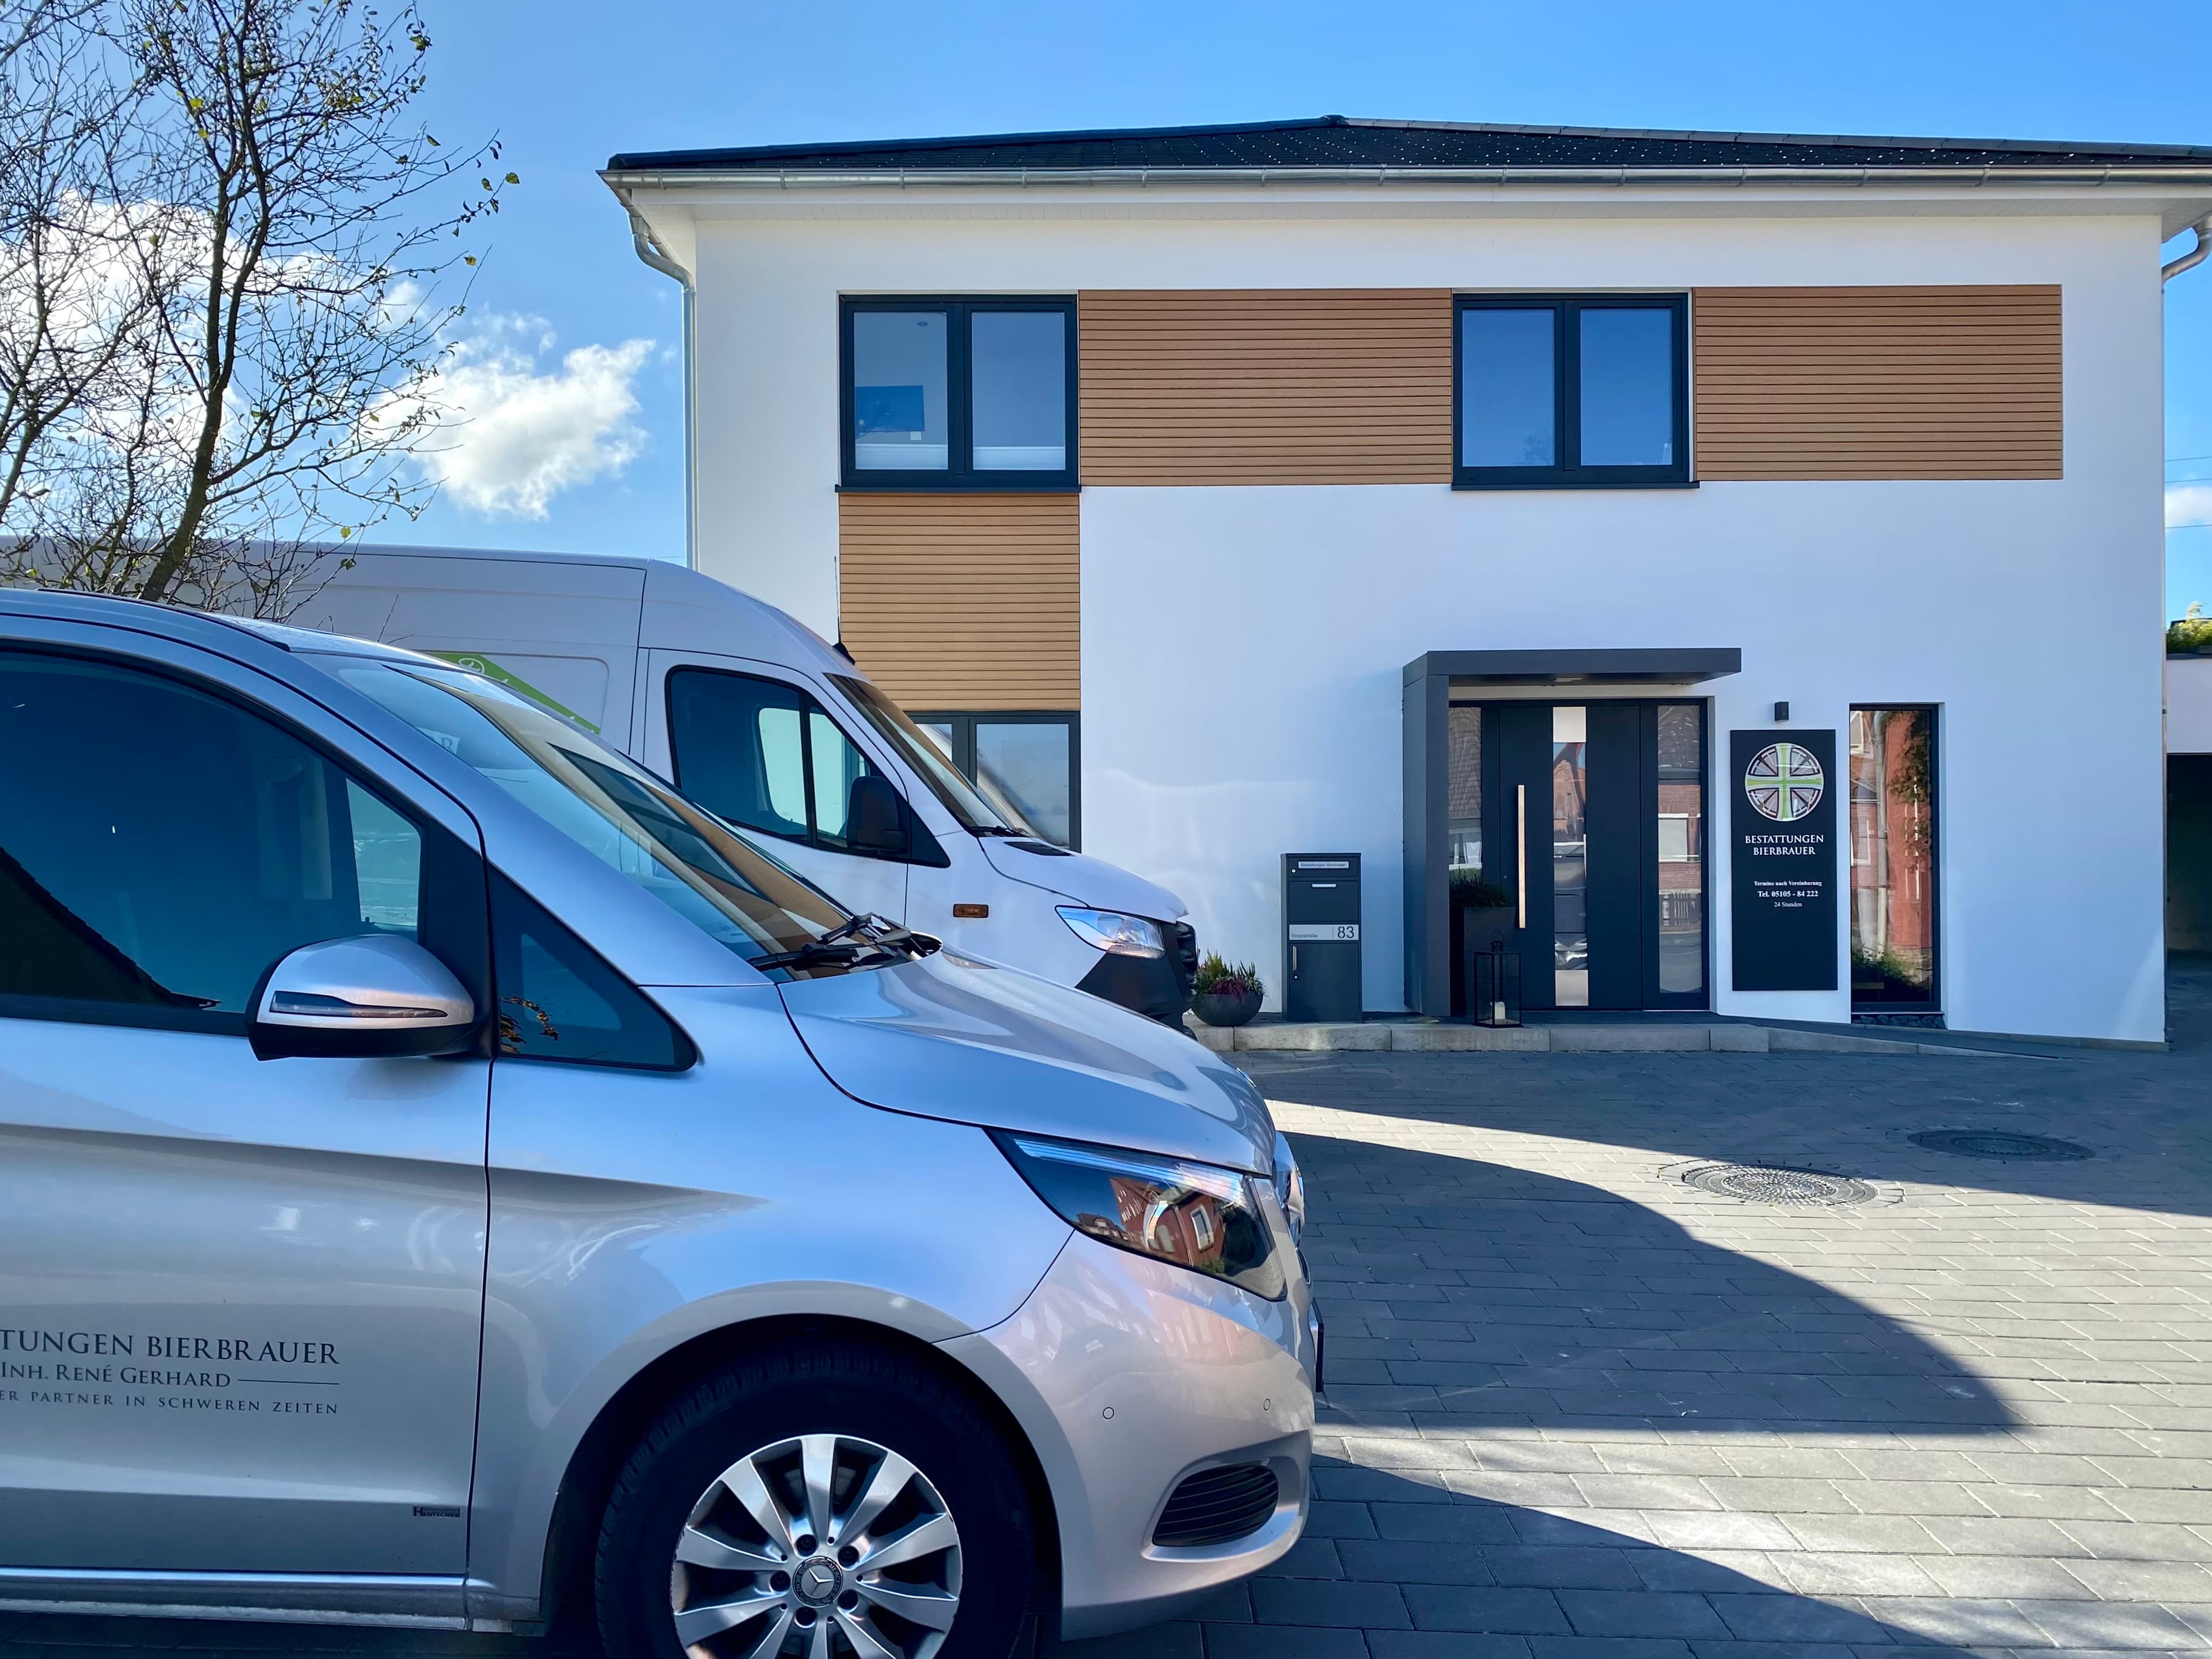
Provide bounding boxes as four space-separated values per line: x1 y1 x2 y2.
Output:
1192 989 1263 1028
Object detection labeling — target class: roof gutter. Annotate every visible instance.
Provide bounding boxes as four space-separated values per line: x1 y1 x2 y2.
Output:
2165 214 2212 282
603 162 2212 191
624 207 698 571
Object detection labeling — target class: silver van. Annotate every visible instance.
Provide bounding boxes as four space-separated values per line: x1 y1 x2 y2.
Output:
0 590 1317 1654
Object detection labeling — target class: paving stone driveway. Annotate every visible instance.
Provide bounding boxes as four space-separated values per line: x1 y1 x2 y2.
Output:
1065 957 2212 1659
10 962 2211 1658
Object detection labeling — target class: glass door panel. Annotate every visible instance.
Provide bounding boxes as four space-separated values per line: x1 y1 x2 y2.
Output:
1848 707 1938 1008
1655 703 1705 997
1551 706 1589 1007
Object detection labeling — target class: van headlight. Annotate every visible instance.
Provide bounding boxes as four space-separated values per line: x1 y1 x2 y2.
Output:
993 1132 1287 1301
1272 1131 1306 1247
1055 906 1166 957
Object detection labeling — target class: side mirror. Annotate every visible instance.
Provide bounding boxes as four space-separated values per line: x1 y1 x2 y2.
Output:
249 935 477 1062
846 772 911 858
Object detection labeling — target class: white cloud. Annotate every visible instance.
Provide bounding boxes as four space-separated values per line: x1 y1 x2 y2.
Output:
2168 483 2212 530
399 323 654 519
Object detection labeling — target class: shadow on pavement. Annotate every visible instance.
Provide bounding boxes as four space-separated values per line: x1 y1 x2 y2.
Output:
1290 1131 2013 1438
1061 1455 2123 1658
1237 957 2212 1221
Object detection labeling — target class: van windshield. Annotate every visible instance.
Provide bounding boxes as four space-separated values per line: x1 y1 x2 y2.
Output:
334 659 863 976
832 674 1036 837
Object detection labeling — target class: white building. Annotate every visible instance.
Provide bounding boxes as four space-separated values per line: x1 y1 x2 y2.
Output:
606 117 2212 1044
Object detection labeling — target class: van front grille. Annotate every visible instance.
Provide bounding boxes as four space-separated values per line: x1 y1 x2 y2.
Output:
1152 1463 1278 1548
1170 921 1199 1002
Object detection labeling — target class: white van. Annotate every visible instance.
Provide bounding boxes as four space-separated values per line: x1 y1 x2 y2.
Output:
294 546 1199 1022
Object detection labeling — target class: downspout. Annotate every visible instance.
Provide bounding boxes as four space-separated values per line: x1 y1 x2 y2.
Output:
2164 215 2212 283
627 209 698 569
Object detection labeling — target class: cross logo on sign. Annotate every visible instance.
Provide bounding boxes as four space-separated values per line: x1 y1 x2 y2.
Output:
1743 741 1825 822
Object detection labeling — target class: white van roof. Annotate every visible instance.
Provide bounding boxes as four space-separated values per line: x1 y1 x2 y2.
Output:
334 543 856 679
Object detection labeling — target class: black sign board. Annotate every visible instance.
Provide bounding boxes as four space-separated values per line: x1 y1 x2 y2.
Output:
1729 729 1839 991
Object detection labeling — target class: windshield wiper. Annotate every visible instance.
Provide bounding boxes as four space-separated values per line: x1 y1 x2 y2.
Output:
753 912 935 972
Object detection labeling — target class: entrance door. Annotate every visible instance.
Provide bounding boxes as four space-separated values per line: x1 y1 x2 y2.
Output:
1464 700 1707 1011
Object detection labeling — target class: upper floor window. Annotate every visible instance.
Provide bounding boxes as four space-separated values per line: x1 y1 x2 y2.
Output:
841 297 1077 489
1454 296 1688 489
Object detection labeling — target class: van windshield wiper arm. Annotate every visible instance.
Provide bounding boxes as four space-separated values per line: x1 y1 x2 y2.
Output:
753 912 934 972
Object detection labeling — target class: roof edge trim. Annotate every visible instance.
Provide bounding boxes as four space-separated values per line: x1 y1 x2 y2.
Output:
604 162 2212 192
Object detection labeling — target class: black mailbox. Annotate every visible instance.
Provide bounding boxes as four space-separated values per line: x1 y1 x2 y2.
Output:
1283 853 1361 1023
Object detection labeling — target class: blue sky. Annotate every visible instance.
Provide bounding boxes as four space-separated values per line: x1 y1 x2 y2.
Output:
396 0 2212 618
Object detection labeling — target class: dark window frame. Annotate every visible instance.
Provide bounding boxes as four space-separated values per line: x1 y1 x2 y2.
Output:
490 869 696 1072
664 664 947 866
1847 703 1941 1016
839 296 1080 491
1452 294 1692 491
911 710 1082 849
0 642 494 1047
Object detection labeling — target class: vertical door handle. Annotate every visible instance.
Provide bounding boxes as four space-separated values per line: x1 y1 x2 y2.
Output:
1516 783 1528 931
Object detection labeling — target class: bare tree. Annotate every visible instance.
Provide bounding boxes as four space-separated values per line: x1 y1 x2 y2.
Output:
0 1 162 547
0 0 510 612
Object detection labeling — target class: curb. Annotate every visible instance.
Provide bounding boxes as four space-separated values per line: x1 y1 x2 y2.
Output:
1181 1019 1993 1057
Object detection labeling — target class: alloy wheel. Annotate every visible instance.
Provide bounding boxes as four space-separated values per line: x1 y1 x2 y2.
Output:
669 1431 963 1659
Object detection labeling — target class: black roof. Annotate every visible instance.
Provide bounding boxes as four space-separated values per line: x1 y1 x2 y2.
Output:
608 114 2212 175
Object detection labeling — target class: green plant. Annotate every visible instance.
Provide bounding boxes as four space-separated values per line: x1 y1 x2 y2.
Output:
1850 945 1933 995
2171 601 2212 656
1450 867 1513 909
1194 952 1263 1000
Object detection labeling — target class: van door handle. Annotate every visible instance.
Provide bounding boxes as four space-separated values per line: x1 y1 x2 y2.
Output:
1516 783 1528 931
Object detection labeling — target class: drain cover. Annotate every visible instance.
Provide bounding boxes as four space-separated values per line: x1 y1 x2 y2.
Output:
1674 1163 1877 1208
1908 1129 2092 1162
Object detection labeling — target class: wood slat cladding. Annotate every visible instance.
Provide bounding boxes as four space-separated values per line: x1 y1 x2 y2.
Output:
1692 286 2062 480
1079 289 1453 485
837 493 1080 709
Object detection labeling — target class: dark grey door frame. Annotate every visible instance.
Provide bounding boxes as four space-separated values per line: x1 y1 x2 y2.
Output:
1400 649 1738 1017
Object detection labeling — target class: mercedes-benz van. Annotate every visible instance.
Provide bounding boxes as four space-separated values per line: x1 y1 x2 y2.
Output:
289 545 1199 1024
0 589 1315 1653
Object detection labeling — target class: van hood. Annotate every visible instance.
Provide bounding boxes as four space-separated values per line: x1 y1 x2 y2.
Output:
779 952 1272 1174
976 836 1186 921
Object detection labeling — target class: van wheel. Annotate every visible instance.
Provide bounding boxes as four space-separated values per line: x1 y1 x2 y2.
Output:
596 1337 1037 1659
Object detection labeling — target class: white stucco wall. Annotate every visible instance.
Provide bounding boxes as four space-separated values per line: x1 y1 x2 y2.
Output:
666 195 2169 1043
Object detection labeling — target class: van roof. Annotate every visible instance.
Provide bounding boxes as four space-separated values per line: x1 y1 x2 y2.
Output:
342 540 673 573
338 542 857 679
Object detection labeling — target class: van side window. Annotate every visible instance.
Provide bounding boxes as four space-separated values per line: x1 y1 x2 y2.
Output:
668 667 888 857
490 872 694 1070
0 650 441 1033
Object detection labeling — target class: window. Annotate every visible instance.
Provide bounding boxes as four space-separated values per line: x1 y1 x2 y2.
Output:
0 651 446 1032
831 675 1021 840
491 872 692 1070
666 667 936 862
1454 296 1689 488
911 712 1080 848
1849 707 1938 1010
842 298 1077 488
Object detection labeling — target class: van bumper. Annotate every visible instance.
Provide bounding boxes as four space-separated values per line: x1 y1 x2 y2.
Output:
1077 920 1197 1025
940 1229 1316 1641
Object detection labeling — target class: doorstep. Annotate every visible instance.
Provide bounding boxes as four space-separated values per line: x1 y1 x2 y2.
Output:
1180 1016 1994 1056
